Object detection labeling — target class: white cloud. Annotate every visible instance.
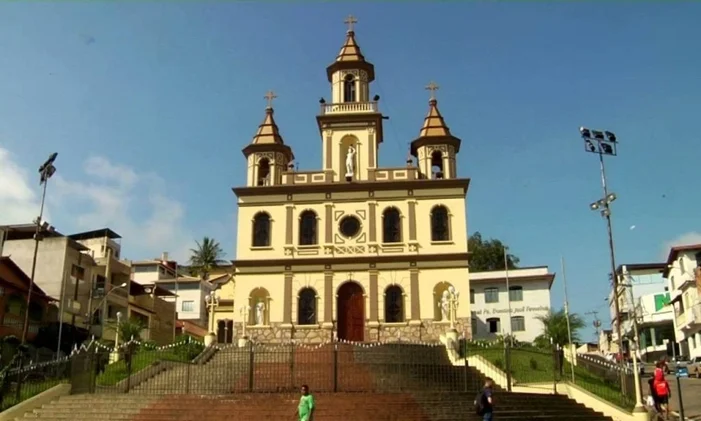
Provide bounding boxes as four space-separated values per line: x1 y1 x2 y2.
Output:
661 231 701 259
0 146 193 262
0 147 44 224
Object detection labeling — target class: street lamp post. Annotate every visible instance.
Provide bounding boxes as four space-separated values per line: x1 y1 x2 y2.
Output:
21 153 58 345
619 271 645 415
239 305 251 347
579 127 625 365
204 291 219 346
85 282 128 336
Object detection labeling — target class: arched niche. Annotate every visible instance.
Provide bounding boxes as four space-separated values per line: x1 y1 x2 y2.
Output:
433 281 453 322
249 287 271 326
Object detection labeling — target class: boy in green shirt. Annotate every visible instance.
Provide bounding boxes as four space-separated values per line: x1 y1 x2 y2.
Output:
297 384 315 421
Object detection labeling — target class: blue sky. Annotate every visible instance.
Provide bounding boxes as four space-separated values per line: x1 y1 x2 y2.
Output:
1 2 699 340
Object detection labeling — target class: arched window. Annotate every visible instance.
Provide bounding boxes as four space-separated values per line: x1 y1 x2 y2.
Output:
382 207 402 243
431 151 443 179
257 158 270 186
343 74 356 103
430 205 450 242
298 288 317 325
299 210 318 246
252 212 271 247
384 285 404 323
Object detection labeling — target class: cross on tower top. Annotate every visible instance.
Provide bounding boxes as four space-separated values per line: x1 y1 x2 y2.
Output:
344 14 358 32
425 81 439 100
264 90 277 108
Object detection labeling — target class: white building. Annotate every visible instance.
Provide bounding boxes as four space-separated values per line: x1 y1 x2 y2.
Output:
131 255 215 330
609 263 675 362
663 244 701 359
470 266 554 343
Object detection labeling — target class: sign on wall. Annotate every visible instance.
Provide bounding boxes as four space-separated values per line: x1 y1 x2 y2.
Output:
472 305 550 316
654 293 670 312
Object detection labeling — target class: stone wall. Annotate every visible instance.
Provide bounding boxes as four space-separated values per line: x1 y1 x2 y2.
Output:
229 318 472 345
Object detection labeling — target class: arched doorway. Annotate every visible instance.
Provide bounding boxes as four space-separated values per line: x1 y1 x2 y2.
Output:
337 281 365 342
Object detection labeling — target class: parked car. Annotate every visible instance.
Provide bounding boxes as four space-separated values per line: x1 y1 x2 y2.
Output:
688 356 701 378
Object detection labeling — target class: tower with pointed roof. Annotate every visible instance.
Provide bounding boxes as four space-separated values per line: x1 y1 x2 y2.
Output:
316 15 383 182
242 91 294 187
411 82 461 180
227 16 472 347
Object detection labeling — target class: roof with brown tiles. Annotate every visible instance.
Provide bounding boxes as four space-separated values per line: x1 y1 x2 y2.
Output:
250 107 285 145
334 30 367 64
418 98 453 138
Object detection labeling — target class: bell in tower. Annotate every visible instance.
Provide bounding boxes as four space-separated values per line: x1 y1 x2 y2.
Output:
410 81 462 180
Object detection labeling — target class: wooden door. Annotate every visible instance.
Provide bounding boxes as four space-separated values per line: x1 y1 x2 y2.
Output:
337 282 364 342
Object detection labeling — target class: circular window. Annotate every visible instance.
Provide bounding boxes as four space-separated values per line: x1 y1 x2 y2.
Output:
339 215 361 238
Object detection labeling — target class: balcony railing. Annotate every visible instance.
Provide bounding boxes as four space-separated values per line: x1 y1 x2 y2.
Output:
319 101 378 115
1 313 41 335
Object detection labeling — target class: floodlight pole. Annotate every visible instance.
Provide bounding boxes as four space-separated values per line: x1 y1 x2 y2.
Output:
580 129 627 396
21 153 58 345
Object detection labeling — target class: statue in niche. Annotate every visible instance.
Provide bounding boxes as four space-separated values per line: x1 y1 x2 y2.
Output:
439 290 450 321
345 146 356 177
255 301 266 325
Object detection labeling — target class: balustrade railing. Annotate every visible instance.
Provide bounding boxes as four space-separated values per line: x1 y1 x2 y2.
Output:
320 102 378 114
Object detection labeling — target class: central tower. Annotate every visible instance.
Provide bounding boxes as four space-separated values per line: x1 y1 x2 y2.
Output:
316 15 385 182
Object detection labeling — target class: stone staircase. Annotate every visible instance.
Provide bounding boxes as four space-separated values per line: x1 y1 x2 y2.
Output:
15 343 617 420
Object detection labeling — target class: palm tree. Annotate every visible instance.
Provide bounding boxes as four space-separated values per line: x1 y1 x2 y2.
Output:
533 308 585 348
188 237 227 280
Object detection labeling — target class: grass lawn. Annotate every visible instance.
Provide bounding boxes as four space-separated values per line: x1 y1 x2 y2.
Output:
96 349 195 386
470 347 632 410
0 378 68 411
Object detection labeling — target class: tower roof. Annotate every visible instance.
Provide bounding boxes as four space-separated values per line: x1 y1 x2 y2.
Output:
411 82 461 156
326 15 375 83
242 91 294 161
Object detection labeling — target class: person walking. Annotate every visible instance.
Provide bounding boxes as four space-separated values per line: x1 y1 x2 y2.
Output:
474 377 495 421
296 384 315 421
652 362 671 421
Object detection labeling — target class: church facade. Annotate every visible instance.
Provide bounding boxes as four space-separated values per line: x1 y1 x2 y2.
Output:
231 18 471 343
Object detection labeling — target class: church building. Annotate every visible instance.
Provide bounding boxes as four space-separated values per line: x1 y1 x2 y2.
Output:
230 17 471 343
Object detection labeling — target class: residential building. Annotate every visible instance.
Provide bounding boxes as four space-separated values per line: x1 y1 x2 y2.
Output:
0 257 55 341
469 267 554 343
609 263 675 362
127 281 176 345
230 21 471 344
0 224 94 331
663 244 701 359
68 229 131 341
131 256 215 339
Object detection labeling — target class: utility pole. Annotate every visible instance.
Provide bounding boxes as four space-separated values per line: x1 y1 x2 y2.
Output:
586 310 601 339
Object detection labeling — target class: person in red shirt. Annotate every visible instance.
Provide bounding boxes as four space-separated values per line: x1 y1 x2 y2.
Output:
652 362 671 420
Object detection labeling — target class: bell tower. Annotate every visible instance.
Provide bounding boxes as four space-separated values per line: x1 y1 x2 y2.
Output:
316 15 385 182
242 91 294 187
410 82 461 180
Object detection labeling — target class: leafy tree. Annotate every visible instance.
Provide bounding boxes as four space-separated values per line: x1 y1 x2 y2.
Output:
117 318 146 343
468 232 520 272
533 308 585 348
188 237 227 280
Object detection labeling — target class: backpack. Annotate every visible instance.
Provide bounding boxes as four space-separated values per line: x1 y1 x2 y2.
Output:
654 380 668 397
474 391 484 415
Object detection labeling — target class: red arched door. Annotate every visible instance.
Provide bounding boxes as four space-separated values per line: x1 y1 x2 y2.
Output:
337 282 365 342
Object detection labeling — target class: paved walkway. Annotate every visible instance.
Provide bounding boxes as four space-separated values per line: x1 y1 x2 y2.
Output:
642 374 701 420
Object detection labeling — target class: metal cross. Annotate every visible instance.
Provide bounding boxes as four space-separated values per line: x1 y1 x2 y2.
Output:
264 90 277 108
425 81 439 100
344 14 358 32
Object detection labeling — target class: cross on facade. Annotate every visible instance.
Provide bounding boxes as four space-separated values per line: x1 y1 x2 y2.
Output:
425 81 439 100
264 90 277 108
344 14 358 32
